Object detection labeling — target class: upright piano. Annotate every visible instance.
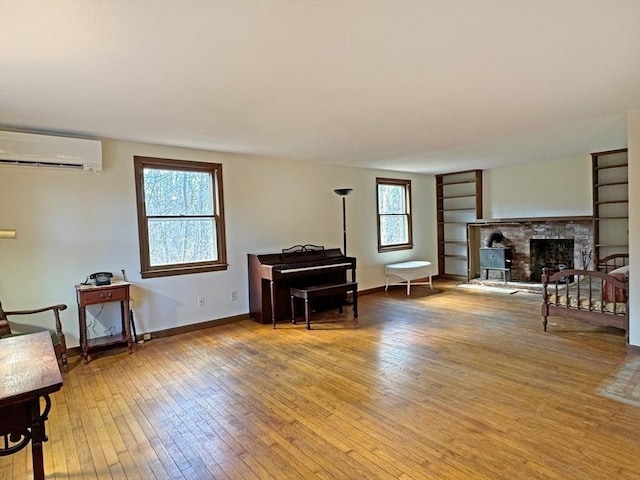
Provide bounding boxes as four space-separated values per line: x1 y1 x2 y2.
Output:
248 246 356 324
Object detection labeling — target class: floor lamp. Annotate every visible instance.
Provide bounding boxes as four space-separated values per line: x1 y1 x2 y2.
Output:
334 188 353 256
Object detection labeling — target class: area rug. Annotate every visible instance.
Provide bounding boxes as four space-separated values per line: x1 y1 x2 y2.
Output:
598 356 640 408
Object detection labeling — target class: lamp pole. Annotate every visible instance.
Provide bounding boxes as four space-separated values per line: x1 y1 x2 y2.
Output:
334 188 353 256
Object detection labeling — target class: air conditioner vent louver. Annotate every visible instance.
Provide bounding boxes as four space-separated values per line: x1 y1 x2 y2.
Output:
0 159 85 170
0 131 102 171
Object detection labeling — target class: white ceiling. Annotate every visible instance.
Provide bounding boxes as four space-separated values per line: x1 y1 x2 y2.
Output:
1 0 638 174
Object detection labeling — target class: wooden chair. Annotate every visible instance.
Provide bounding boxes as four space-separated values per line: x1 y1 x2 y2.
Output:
0 301 68 372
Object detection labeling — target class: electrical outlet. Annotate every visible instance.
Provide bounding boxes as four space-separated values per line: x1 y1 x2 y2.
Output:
231 290 238 301
143 333 151 341
197 296 205 307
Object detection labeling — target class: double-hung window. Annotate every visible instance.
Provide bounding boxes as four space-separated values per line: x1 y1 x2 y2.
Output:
376 177 413 252
134 156 227 278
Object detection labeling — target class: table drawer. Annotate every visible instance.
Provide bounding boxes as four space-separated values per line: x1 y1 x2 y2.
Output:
80 286 128 304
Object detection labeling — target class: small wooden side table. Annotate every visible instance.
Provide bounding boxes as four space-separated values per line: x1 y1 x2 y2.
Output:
75 281 134 363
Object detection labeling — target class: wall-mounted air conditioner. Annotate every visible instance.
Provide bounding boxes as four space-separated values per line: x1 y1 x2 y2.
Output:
0 130 102 172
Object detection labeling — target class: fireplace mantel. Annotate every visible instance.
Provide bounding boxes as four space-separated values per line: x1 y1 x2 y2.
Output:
473 215 593 225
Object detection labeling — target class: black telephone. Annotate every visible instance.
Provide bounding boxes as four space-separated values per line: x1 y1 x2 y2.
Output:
90 272 113 286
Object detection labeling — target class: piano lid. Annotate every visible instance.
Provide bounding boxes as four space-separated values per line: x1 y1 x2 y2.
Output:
249 245 350 266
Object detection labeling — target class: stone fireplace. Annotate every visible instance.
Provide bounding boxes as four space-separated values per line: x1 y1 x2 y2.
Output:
470 217 593 283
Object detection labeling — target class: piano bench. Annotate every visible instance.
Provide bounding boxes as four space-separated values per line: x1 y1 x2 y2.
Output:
289 282 358 330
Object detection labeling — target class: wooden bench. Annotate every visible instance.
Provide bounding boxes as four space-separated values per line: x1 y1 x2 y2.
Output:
289 282 358 329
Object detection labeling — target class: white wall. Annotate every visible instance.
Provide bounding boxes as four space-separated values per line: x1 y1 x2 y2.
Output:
0 139 436 347
627 108 639 347
2 129 635 348
484 156 592 219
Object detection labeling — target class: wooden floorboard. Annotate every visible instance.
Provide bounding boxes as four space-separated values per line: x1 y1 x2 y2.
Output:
2 280 639 479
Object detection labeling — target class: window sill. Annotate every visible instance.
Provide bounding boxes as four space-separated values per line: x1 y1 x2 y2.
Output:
378 244 414 253
141 263 228 279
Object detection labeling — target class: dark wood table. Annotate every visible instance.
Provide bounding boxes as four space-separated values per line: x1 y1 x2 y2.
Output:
0 331 63 480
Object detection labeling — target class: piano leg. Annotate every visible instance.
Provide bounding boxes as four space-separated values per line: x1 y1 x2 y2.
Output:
270 280 277 329
353 288 358 317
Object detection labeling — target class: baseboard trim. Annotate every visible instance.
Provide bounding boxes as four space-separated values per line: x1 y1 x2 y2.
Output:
627 344 640 355
67 313 249 357
150 313 250 339
359 285 386 295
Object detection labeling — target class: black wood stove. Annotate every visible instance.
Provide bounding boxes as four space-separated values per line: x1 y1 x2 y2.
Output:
479 247 513 283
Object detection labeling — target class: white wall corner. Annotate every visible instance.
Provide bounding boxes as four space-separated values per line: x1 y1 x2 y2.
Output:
627 108 640 347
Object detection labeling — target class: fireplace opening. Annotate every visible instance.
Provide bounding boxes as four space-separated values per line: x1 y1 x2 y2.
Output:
529 239 574 282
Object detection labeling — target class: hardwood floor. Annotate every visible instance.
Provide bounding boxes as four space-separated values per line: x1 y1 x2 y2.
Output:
2 280 639 480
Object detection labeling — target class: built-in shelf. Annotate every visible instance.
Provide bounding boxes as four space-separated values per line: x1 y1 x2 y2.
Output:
436 170 482 279
592 149 629 263
595 181 628 187
438 207 477 212
595 200 628 205
594 162 628 170
437 194 476 200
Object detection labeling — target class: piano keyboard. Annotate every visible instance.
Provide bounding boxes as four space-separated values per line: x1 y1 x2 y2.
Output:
280 262 353 274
